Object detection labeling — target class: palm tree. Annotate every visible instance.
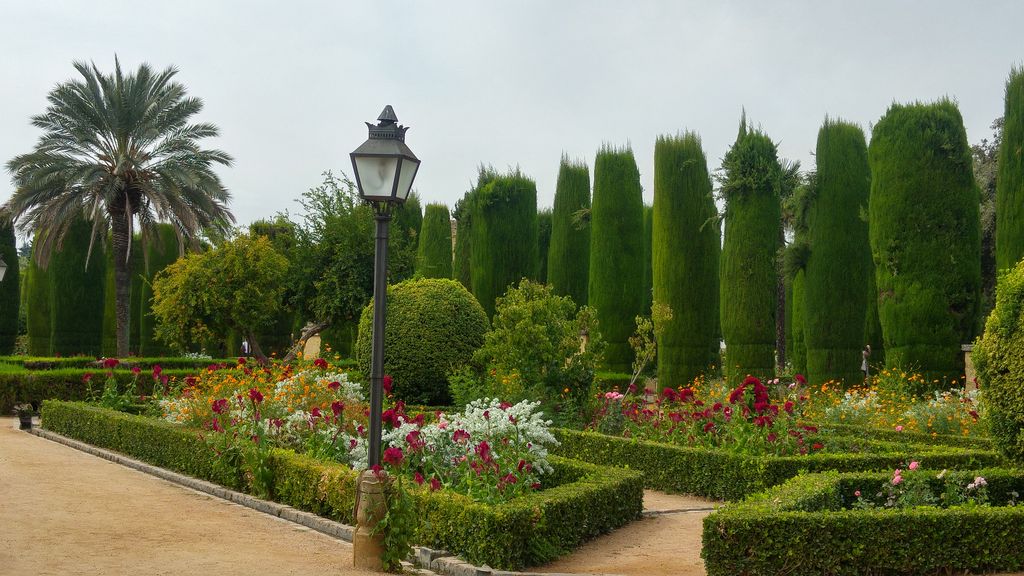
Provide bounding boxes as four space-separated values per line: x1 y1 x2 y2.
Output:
6 58 234 357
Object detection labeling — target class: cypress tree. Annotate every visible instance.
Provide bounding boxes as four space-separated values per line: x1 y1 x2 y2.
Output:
864 269 884 370
536 208 552 284
643 204 654 314
49 217 106 356
454 168 497 292
653 133 720 386
589 145 645 372
470 170 538 319
139 224 180 356
719 117 783 384
416 203 454 279
0 210 19 355
997 67 1024 272
26 238 51 356
790 270 808 375
803 120 872 386
868 100 981 383
101 243 117 357
547 158 591 306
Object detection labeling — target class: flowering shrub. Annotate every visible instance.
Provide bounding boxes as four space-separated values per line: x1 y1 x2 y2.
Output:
852 463 1001 510
591 375 822 456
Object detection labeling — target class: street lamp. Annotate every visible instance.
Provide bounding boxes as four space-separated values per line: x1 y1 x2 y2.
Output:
349 105 420 571
0 254 7 282
350 104 420 468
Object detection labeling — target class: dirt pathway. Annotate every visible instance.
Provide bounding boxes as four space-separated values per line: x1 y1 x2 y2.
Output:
0 417 376 576
535 491 720 576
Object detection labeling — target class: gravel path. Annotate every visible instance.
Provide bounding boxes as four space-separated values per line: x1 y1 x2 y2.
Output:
0 417 377 576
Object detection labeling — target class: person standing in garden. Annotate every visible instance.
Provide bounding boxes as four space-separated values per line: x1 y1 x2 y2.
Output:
862 344 871 380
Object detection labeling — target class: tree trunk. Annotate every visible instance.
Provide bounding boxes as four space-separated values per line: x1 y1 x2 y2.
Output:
281 320 331 363
246 329 268 364
109 205 132 358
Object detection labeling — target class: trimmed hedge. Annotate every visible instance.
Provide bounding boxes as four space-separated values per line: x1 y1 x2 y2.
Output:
1 367 196 412
547 158 591 307
41 401 643 570
997 66 1024 273
26 236 52 356
702 468 1024 575
415 203 454 279
551 428 1001 501
0 210 19 355
812 421 992 450
0 356 237 371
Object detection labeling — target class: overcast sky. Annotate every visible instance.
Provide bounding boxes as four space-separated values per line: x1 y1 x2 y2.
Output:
1 1 1020 231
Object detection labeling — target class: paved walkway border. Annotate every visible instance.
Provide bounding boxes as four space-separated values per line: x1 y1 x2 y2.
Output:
28 426 602 576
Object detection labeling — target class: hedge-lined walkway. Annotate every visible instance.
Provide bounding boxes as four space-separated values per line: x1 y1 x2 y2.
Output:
0 418 376 576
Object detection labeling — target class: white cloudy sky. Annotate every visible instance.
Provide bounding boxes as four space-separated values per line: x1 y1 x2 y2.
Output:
0 1 1020 230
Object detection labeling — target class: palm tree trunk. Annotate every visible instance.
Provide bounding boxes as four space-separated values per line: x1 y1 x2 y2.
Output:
110 207 132 358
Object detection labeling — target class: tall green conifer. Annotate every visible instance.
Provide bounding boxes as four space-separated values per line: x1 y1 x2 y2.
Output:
997 67 1024 272
416 203 454 279
0 211 19 355
804 120 872 386
790 270 808 375
653 134 720 385
49 217 105 356
470 170 538 319
642 204 654 314
547 158 591 306
719 117 783 383
536 209 552 284
454 168 497 292
868 100 981 383
589 145 645 372
26 238 51 356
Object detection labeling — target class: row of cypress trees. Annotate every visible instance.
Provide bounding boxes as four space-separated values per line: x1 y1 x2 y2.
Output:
0 209 19 355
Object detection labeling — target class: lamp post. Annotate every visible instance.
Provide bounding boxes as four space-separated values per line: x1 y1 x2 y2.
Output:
349 105 420 570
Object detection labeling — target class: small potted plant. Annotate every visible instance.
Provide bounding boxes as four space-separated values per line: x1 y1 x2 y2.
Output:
14 403 34 430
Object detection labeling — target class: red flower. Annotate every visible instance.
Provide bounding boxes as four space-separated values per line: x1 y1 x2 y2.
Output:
414 471 425 485
152 364 163 376
102 358 119 369
483 410 490 420
311 406 322 419
742 375 761 387
517 459 527 472
767 432 778 443
405 430 425 452
211 419 224 433
702 422 715 433
812 442 824 450
248 388 263 404
82 372 94 383
328 380 341 391
795 374 807 385
237 357 247 365
728 386 746 404
382 375 393 394
383 446 405 467
430 476 442 491
131 366 141 375
211 398 229 414
452 429 470 443
313 358 328 369
678 388 695 402
499 401 512 409
381 409 401 428
184 376 197 387
712 402 723 412
501 473 518 485
661 387 677 402
331 400 344 417
530 482 542 490
802 425 819 433
784 401 795 414
475 440 492 463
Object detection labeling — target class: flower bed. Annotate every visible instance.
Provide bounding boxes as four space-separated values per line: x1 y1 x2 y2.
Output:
552 428 1002 501
40 401 643 570
702 468 1024 575
0 366 196 413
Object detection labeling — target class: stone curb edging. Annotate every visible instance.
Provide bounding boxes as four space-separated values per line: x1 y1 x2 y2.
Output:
27 426 614 576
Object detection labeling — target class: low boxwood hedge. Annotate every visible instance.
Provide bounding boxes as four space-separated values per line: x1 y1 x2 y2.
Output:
812 421 993 449
552 428 1002 501
41 401 642 570
2 368 197 413
0 355 238 371
702 468 1024 575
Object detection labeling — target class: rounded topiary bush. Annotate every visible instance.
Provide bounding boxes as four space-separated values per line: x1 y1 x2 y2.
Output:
356 278 488 405
974 259 1024 462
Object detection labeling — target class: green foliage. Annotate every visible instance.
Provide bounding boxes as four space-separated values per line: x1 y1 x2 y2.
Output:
391 191 422 280
415 203 453 279
702 469 1024 576
653 134 721 385
642 204 653 314
287 171 415 332
356 278 488 405
589 146 645 372
552 428 1001 502
536 208 552 284
0 210 19 355
25 238 51 356
804 120 872 386
151 233 289 355
975 259 1024 462
0 367 195 413
470 280 603 410
248 218 299 356
997 67 1024 272
41 401 642 571
790 270 808 374
49 217 105 356
863 269 885 366
868 100 982 383
139 224 181 356
719 116 783 383
547 158 591 307
470 170 539 319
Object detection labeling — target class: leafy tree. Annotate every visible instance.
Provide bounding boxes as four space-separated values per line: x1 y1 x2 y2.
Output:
718 115 784 384
151 233 288 360
997 67 1024 274
416 203 453 279
249 217 298 356
973 117 1002 317
5 58 234 358
547 158 591 306
0 209 19 354
868 100 981 385
470 170 539 319
589 145 645 372
652 133 720 385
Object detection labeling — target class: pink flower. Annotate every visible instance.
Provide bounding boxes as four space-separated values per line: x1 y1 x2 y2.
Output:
892 475 903 486
382 375 393 394
854 490 861 497
131 366 141 375
909 461 919 471
102 358 119 369
430 476 442 491
452 429 470 443
895 425 903 432
414 471 425 485
152 364 163 376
